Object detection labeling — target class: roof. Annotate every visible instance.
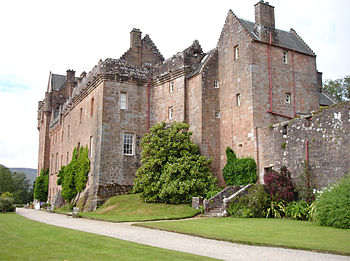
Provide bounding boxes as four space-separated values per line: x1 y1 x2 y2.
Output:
187 49 216 79
51 74 66 91
319 92 335 106
239 19 315 56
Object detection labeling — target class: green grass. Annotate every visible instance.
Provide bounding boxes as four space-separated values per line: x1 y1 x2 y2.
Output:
136 218 350 255
61 194 198 222
0 213 215 261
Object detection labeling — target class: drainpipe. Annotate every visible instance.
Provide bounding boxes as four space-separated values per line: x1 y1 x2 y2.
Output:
268 31 272 112
305 139 309 189
292 50 296 117
147 78 151 133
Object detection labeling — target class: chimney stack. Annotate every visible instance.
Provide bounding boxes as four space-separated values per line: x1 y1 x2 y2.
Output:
66 69 76 97
254 1 278 44
129 28 142 67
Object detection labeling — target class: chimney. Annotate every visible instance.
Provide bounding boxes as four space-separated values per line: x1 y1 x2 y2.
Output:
66 69 76 97
130 28 142 50
129 28 142 67
254 1 278 44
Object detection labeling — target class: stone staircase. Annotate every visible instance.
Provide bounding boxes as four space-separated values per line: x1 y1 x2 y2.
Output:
203 184 252 217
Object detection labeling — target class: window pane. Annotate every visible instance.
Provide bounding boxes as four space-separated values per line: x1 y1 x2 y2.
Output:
121 93 127 109
123 133 133 155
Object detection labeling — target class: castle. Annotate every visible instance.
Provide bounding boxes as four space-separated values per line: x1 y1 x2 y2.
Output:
37 1 334 210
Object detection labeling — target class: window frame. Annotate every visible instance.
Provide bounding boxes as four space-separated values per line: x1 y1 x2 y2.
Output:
214 80 219 89
120 92 127 110
234 45 239 61
168 106 173 120
236 93 241 107
123 133 134 156
285 93 291 103
169 81 174 93
283 50 288 64
215 111 220 118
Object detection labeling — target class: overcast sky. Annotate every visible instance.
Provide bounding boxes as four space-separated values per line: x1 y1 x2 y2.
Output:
0 0 349 169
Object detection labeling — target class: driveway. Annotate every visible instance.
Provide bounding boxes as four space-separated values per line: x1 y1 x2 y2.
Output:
16 208 350 261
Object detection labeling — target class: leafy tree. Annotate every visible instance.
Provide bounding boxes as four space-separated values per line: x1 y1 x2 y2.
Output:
222 147 257 186
133 122 218 204
0 165 32 203
33 168 49 202
323 75 350 103
58 146 90 202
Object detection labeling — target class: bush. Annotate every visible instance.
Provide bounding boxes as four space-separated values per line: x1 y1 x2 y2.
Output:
266 199 285 219
295 161 317 203
264 166 296 203
133 122 218 204
1 192 14 198
223 147 257 186
316 175 350 229
34 169 49 202
227 185 270 218
0 197 15 213
285 200 310 221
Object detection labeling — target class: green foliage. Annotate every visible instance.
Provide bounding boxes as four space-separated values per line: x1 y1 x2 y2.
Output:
227 185 270 218
295 161 316 203
1 192 14 198
285 200 310 221
0 197 15 213
280 142 287 149
58 146 90 202
316 175 350 229
222 147 257 186
33 168 49 202
323 75 350 103
266 199 285 219
133 122 218 204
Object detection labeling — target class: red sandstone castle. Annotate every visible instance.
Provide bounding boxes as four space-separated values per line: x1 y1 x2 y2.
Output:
37 1 333 210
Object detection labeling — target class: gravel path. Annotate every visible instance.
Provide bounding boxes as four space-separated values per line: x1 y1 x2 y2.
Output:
17 208 350 261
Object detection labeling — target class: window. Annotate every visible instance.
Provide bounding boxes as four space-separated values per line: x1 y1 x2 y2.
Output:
236 93 241 106
214 80 219 89
283 51 288 64
90 97 94 116
215 111 220 118
66 151 69 165
120 92 127 110
89 136 93 157
123 133 134 155
61 130 64 142
55 153 58 173
61 154 63 167
285 93 291 103
169 106 173 120
68 125 70 138
234 45 239 61
169 81 174 92
79 108 83 124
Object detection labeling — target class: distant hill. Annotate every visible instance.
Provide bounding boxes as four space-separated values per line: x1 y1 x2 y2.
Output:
9 168 37 185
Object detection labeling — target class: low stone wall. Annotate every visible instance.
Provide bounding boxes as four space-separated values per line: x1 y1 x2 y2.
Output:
203 186 242 212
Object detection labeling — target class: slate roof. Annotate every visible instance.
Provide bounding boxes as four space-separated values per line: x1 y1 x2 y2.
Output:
319 92 335 106
239 19 315 56
51 74 66 91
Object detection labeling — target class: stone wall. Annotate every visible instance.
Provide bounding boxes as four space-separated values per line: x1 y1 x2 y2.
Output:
258 102 350 188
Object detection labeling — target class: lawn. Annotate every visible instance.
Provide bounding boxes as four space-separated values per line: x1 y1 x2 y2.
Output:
0 213 215 261
136 217 350 255
57 194 198 222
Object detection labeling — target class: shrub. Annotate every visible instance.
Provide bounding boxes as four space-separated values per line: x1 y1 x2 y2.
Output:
1 192 14 198
266 199 285 219
0 197 15 213
316 175 350 229
223 147 257 186
227 185 270 218
133 122 218 204
34 169 49 202
285 200 310 221
264 166 296 202
295 161 317 203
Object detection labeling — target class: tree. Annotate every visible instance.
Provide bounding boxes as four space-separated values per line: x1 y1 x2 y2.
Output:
34 168 49 202
133 122 218 204
323 75 350 103
0 165 32 204
222 147 257 186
